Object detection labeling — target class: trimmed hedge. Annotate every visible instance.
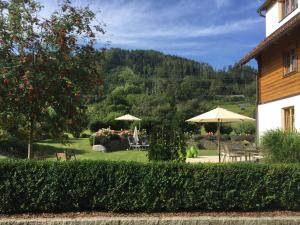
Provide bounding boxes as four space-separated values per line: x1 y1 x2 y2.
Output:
0 160 299 213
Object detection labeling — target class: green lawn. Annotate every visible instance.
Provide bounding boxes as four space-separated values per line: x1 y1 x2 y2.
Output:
36 138 148 162
198 149 218 156
35 138 218 162
219 102 255 117
0 155 7 159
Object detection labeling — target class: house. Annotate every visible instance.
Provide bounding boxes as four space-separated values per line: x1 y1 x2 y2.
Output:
240 0 300 138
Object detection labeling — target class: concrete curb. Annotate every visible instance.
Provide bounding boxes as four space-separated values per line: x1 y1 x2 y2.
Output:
0 216 299 225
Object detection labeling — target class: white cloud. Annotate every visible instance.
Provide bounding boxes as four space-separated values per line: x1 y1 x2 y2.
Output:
214 0 230 8
37 0 264 68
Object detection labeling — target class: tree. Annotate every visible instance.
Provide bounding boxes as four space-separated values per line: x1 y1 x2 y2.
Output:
0 0 104 159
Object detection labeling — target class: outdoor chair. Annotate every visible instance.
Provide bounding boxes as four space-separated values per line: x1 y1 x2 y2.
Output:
127 136 141 150
140 137 150 150
245 143 262 162
221 143 244 162
56 151 76 161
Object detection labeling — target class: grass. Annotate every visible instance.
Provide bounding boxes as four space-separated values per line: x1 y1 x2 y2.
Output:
198 149 218 156
0 155 7 159
36 138 148 162
219 102 255 117
35 138 218 162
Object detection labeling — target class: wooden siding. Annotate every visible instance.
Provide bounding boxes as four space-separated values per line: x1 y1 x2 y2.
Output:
258 28 300 104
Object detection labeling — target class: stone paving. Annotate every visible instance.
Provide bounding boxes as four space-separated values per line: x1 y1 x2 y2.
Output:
0 216 299 225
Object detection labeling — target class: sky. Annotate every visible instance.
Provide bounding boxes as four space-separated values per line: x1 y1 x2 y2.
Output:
40 0 266 69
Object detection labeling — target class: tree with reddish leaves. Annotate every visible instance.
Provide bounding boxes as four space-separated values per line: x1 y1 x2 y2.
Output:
0 0 104 159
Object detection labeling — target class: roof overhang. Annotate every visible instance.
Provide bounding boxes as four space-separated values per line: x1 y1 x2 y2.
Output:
239 12 300 66
257 0 275 14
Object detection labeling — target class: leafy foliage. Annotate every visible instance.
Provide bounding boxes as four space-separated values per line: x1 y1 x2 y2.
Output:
261 129 300 163
233 121 256 135
0 0 105 158
186 146 198 158
0 138 27 158
88 49 257 132
203 123 233 134
0 160 298 213
148 123 186 161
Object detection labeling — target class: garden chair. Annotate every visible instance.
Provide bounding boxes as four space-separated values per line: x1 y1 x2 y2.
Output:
55 151 76 161
222 143 244 162
248 145 263 162
140 137 150 150
127 136 141 150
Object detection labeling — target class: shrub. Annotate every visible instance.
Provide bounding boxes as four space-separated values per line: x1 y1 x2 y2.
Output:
0 160 298 213
261 129 300 163
89 121 108 132
204 123 233 135
231 134 256 142
233 122 256 135
80 133 91 138
0 137 27 158
148 124 186 161
186 147 198 158
131 117 160 134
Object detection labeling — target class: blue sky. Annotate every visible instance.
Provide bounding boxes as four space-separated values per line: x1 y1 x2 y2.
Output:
40 0 266 69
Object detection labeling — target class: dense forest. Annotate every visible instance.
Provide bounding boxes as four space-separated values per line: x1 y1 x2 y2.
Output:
88 48 257 130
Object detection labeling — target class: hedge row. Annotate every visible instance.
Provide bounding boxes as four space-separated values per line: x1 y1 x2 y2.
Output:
0 160 299 213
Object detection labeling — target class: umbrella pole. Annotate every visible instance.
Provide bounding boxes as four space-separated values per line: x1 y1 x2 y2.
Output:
217 122 221 163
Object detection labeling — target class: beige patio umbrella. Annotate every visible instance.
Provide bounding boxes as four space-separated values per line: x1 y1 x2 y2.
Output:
115 114 141 121
186 107 255 162
115 114 141 130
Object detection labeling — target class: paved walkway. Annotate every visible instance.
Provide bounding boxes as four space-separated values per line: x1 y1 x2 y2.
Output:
186 156 256 163
186 156 220 163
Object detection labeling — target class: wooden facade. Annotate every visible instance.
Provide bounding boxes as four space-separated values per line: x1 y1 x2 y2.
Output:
258 27 300 104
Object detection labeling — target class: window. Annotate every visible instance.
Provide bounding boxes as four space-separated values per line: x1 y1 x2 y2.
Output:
283 106 295 131
283 49 297 76
281 0 298 19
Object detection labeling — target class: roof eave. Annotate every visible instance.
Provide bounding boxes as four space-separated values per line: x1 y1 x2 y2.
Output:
239 12 300 66
257 0 274 14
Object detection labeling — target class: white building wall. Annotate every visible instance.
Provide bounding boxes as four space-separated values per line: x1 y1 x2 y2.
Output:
266 0 300 37
258 94 300 138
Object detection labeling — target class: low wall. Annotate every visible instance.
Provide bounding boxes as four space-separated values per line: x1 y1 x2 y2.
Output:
0 217 299 225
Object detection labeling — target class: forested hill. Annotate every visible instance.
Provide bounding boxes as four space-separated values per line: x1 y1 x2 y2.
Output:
88 48 257 125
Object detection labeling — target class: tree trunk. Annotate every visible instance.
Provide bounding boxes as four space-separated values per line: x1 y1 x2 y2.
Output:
27 122 34 160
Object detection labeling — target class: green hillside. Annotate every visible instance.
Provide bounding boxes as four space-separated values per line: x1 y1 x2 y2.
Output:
88 48 256 127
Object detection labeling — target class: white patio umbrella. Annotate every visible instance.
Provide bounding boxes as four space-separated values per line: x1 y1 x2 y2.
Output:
115 114 141 130
133 126 139 144
186 107 255 162
115 114 141 121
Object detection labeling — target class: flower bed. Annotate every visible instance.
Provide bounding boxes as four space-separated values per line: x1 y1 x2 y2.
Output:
89 128 131 151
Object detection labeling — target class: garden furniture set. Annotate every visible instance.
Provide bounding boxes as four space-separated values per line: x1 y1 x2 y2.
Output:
221 143 262 162
127 136 149 150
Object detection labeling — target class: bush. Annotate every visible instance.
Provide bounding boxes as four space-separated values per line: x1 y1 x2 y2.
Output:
233 122 256 135
148 124 186 162
186 147 198 158
0 160 298 213
231 134 256 142
89 121 108 132
261 129 300 163
204 123 233 135
0 138 27 158
80 133 91 138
